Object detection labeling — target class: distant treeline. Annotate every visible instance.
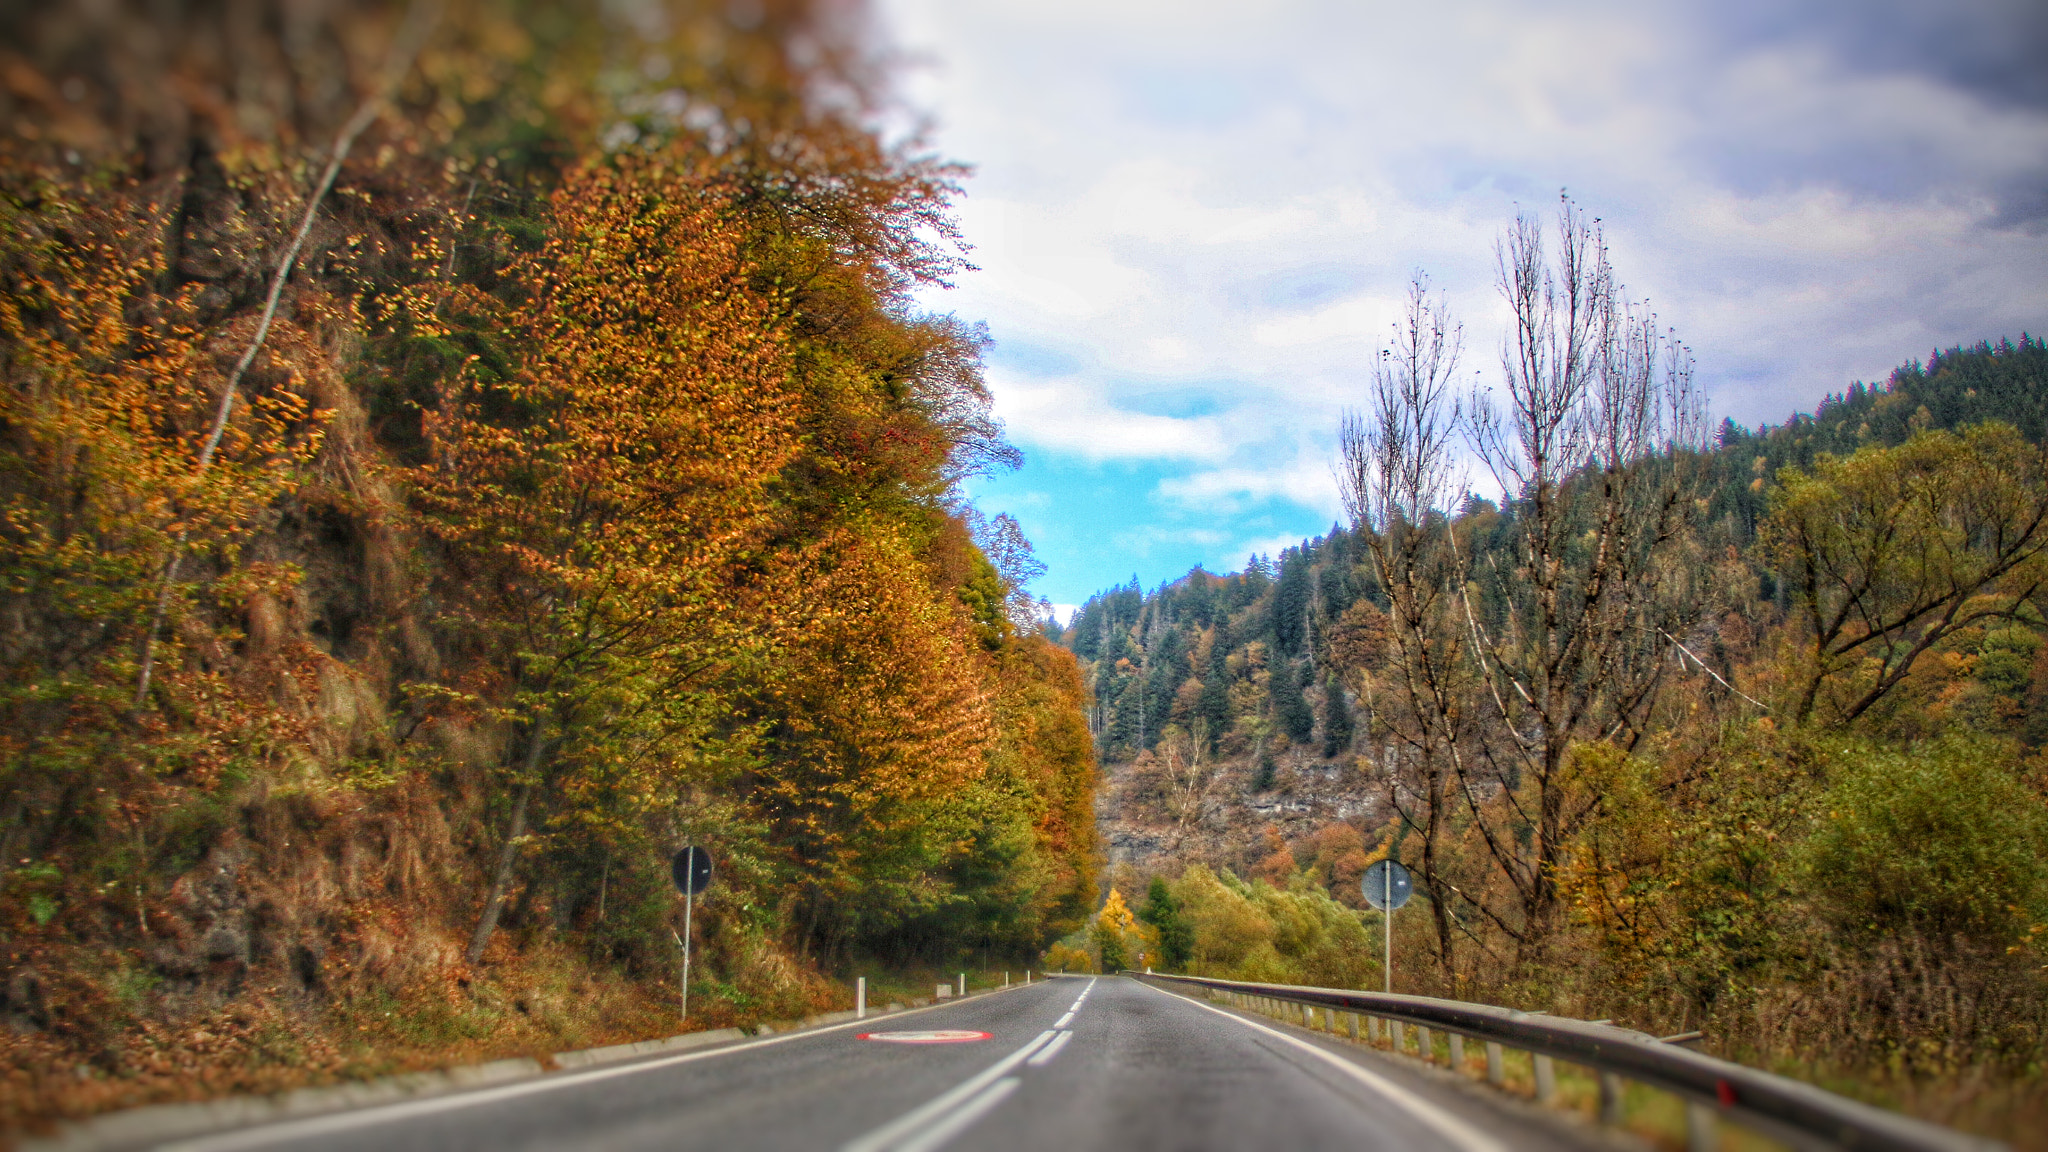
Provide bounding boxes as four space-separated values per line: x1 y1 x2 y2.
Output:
1056 335 2048 767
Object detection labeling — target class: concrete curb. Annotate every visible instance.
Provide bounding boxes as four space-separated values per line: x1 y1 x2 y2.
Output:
549 1027 746 1069
20 982 1034 1151
20 1058 544 1152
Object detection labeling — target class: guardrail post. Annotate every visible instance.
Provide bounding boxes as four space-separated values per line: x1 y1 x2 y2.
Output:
1390 1019 1405 1052
1485 1042 1504 1086
1598 1072 1624 1125
1347 1012 1359 1041
1417 1025 1434 1063
1449 1033 1464 1071
1687 1102 1717 1152
1534 1054 1557 1103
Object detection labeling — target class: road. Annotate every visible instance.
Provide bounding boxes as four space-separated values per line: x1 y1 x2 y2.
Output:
156 976 1602 1152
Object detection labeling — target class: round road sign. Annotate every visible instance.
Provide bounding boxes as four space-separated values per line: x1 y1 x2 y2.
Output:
671 846 713 895
857 1030 991 1044
1362 859 1413 911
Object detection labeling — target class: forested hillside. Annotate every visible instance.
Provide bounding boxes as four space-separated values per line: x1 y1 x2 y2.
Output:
0 0 1094 1130
1062 229 2048 1141
1061 334 2048 771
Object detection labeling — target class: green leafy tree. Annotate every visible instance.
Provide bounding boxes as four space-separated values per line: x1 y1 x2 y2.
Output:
1139 876 1195 970
1765 423 2048 724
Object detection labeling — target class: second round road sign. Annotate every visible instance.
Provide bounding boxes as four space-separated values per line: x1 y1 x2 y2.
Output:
1362 859 1412 911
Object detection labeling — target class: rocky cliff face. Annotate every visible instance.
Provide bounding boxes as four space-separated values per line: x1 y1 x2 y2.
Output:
1095 746 1390 900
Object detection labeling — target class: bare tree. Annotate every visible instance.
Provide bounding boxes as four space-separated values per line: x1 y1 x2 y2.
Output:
1338 276 1469 985
1159 718 1222 849
1459 196 1708 959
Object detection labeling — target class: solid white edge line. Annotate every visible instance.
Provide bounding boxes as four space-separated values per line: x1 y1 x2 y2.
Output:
841 1031 1054 1152
1053 1012 1074 1028
1135 980 1509 1152
890 1077 1020 1152
159 984 1047 1152
1024 1031 1072 1068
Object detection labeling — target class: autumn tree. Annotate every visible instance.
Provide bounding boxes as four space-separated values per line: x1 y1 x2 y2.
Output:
1764 423 2048 724
1093 887 1140 972
413 155 803 963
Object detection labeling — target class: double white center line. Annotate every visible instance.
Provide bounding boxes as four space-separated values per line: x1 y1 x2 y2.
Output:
841 1030 1052 1152
1054 978 1092 1029
1024 1030 1072 1067
842 978 1092 1152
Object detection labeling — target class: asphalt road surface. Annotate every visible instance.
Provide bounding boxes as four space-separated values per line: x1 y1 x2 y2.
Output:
156 976 1602 1152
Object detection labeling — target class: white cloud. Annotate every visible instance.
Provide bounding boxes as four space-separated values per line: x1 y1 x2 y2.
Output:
881 0 2048 591
989 369 1233 462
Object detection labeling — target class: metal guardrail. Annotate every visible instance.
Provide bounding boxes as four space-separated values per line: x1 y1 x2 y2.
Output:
1132 972 2002 1152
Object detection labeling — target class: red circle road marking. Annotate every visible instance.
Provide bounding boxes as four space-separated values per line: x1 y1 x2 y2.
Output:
856 1030 992 1043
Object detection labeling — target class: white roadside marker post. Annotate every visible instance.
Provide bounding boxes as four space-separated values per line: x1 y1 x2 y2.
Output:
857 976 867 1020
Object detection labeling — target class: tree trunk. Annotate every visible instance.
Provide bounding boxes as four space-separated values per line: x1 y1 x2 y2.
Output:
466 725 547 965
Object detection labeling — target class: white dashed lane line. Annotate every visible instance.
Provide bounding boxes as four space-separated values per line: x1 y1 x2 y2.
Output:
1024 1031 1072 1068
1053 1012 1074 1028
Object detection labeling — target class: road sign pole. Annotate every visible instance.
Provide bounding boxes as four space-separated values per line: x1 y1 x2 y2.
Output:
682 843 693 1023
1365 857 1408 995
669 843 713 1026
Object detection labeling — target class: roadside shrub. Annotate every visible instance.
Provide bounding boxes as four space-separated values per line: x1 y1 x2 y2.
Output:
1803 734 2048 945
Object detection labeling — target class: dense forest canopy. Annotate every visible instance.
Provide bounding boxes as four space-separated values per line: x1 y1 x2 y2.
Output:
0 0 1095 1127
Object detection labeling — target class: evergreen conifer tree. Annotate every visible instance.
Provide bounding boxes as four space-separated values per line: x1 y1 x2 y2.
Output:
1322 673 1354 758
1143 627 1188 750
1198 627 1231 746
1251 741 1278 791
1271 656 1316 742
1274 550 1311 655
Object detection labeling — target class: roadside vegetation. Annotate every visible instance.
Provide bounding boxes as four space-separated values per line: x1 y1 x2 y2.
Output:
0 0 1095 1134
1055 227 2048 1142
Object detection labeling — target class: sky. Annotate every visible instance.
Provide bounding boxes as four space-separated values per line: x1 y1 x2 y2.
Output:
874 0 2048 615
